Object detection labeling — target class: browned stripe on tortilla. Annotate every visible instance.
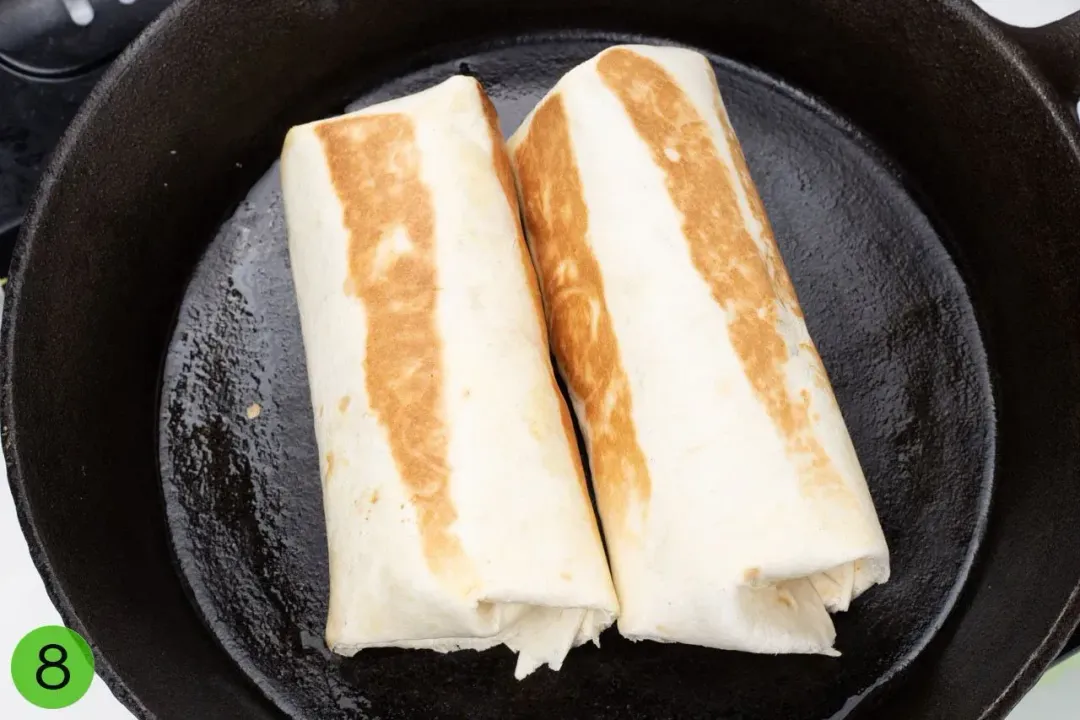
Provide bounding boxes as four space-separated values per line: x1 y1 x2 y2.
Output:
481 89 594 507
597 48 843 497
702 59 803 319
705 59 843 411
315 113 471 582
512 93 651 529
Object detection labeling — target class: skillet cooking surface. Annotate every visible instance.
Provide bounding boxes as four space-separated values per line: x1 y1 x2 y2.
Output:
159 35 994 720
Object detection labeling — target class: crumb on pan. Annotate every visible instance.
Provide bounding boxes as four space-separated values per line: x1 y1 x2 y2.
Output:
246 403 262 419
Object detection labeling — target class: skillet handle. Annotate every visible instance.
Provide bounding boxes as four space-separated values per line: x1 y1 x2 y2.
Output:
1007 9 1080 106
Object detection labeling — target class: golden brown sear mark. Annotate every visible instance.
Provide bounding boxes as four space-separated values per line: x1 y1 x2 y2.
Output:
338 395 351 413
480 91 594 508
702 57 802 319
315 112 469 581
597 48 843 497
512 93 652 528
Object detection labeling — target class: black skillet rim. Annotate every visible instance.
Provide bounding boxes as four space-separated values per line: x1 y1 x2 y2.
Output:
3 0 1080 717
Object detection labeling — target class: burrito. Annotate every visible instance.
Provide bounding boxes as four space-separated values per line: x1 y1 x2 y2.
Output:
281 75 618 678
508 45 889 655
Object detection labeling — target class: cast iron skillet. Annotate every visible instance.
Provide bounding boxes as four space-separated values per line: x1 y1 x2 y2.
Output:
4 0 1080 718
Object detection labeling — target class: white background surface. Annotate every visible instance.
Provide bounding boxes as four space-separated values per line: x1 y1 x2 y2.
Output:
2 0 1080 717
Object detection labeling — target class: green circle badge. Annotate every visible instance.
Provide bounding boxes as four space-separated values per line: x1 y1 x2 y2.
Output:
10 625 95 709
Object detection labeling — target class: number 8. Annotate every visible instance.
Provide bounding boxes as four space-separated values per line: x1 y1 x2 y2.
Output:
36 644 71 691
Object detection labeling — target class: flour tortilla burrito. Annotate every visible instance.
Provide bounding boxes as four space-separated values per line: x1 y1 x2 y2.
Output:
508 45 890 655
281 75 618 678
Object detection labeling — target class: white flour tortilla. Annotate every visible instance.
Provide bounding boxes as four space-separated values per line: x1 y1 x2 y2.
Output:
281 75 618 678
509 45 889 655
